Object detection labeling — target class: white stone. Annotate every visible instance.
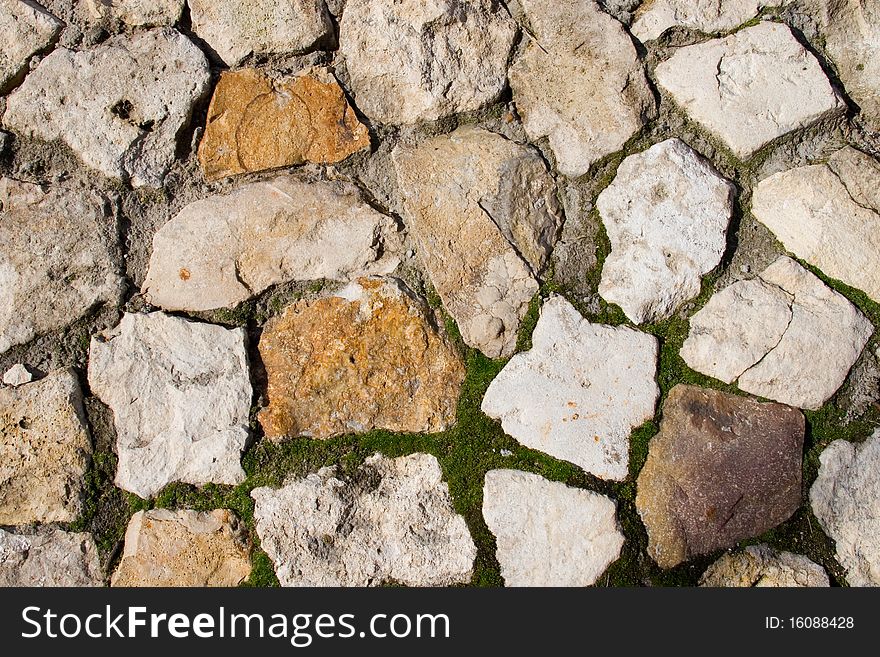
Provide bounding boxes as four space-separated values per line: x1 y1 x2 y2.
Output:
483 470 624 586
0 528 103 587
88 312 251 498
85 0 184 26
2 364 32 386
0 0 62 92
631 0 791 41
252 453 476 586
482 296 659 480
700 544 829 587
597 139 734 323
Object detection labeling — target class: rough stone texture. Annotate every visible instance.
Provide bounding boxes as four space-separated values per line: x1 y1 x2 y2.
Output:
88 312 251 498
198 67 370 181
597 139 734 324
752 147 880 303
509 0 655 178
631 0 788 41
339 0 516 125
393 126 562 357
482 296 659 480
482 469 624 586
0 368 92 524
0 177 122 355
84 0 184 26
111 509 252 587
0 0 63 92
2 364 32 386
700 544 829 587
258 278 465 440
655 22 842 159
2 28 211 187
0 528 103 587
142 175 401 312
810 430 880 586
252 453 476 586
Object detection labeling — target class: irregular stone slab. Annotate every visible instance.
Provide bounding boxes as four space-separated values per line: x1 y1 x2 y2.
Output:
700 545 829 587
198 67 370 180
597 139 734 323
393 126 562 357
88 313 251 498
339 0 516 125
655 22 842 159
636 384 804 569
810 430 880 586
2 28 210 187
482 296 659 480
142 175 401 312
0 178 122 354
111 509 252 587
0 0 62 92
0 369 91 524
259 278 464 440
0 528 102 587
84 0 185 26
631 0 789 41
483 470 624 586
2 364 32 386
509 0 655 178
752 147 880 303
252 453 476 586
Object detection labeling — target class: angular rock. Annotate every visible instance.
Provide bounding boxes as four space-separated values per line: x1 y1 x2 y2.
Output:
597 139 734 323
339 0 516 124
700 545 829 587
258 278 465 440
482 296 659 480
636 384 804 569
0 0 62 92
483 469 625 586
2 28 210 187
252 453 476 586
0 369 91 525
3 364 32 387
631 0 789 41
88 312 251 498
142 175 401 312
0 528 102 587
393 126 562 357
111 509 252 587
655 22 842 159
509 0 655 178
84 0 185 26
198 67 370 180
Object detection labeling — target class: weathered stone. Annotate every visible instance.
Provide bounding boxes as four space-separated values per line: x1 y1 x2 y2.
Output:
700 545 829 587
810 430 880 586
483 469 624 586
2 28 210 187
636 384 804 569
252 453 476 586
509 0 655 178
393 126 562 357
111 509 252 587
482 296 659 480
258 278 465 440
597 139 734 323
84 0 185 26
631 0 789 41
0 369 91 524
0 0 62 92
0 528 102 587
339 0 516 125
2 364 32 387
142 175 401 312
88 312 251 498
655 22 842 159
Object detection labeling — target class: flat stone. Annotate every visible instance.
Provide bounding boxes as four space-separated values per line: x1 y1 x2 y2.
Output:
810 430 880 586
2 28 210 187
483 469 625 586
0 369 92 524
88 312 251 498
631 1 789 41
339 0 516 124
0 528 102 587
393 126 562 357
198 67 370 181
700 544 829 587
111 509 252 587
482 296 659 480
597 139 734 323
636 384 804 569
84 0 185 26
509 0 655 178
655 22 842 159
3 364 32 387
752 147 880 303
0 178 122 354
142 175 401 312
252 453 476 586
0 0 62 92
258 278 465 440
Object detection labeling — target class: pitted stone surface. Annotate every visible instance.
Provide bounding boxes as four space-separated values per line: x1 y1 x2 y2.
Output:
700 545 829 587
0 0 62 92
0 528 103 587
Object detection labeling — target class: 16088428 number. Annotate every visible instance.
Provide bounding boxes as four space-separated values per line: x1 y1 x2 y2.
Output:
790 617 854 629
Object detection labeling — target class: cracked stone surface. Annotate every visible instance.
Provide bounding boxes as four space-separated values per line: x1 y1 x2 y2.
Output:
700 544 829 587
0 0 63 92
0 528 103 587
631 0 792 41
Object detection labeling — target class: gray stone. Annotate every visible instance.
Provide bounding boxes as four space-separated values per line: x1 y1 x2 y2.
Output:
84 0 184 26
0 528 102 587
631 0 791 41
0 0 63 92
700 544 829 587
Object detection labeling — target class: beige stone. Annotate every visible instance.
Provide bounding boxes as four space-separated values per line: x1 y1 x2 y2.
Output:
700 545 829 587
0 0 62 92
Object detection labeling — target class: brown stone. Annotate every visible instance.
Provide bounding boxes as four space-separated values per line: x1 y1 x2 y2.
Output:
198 67 370 180
636 384 804 569
258 278 465 440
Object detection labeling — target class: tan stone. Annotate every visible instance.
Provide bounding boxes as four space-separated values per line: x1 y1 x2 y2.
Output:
258 278 465 441
199 67 370 181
